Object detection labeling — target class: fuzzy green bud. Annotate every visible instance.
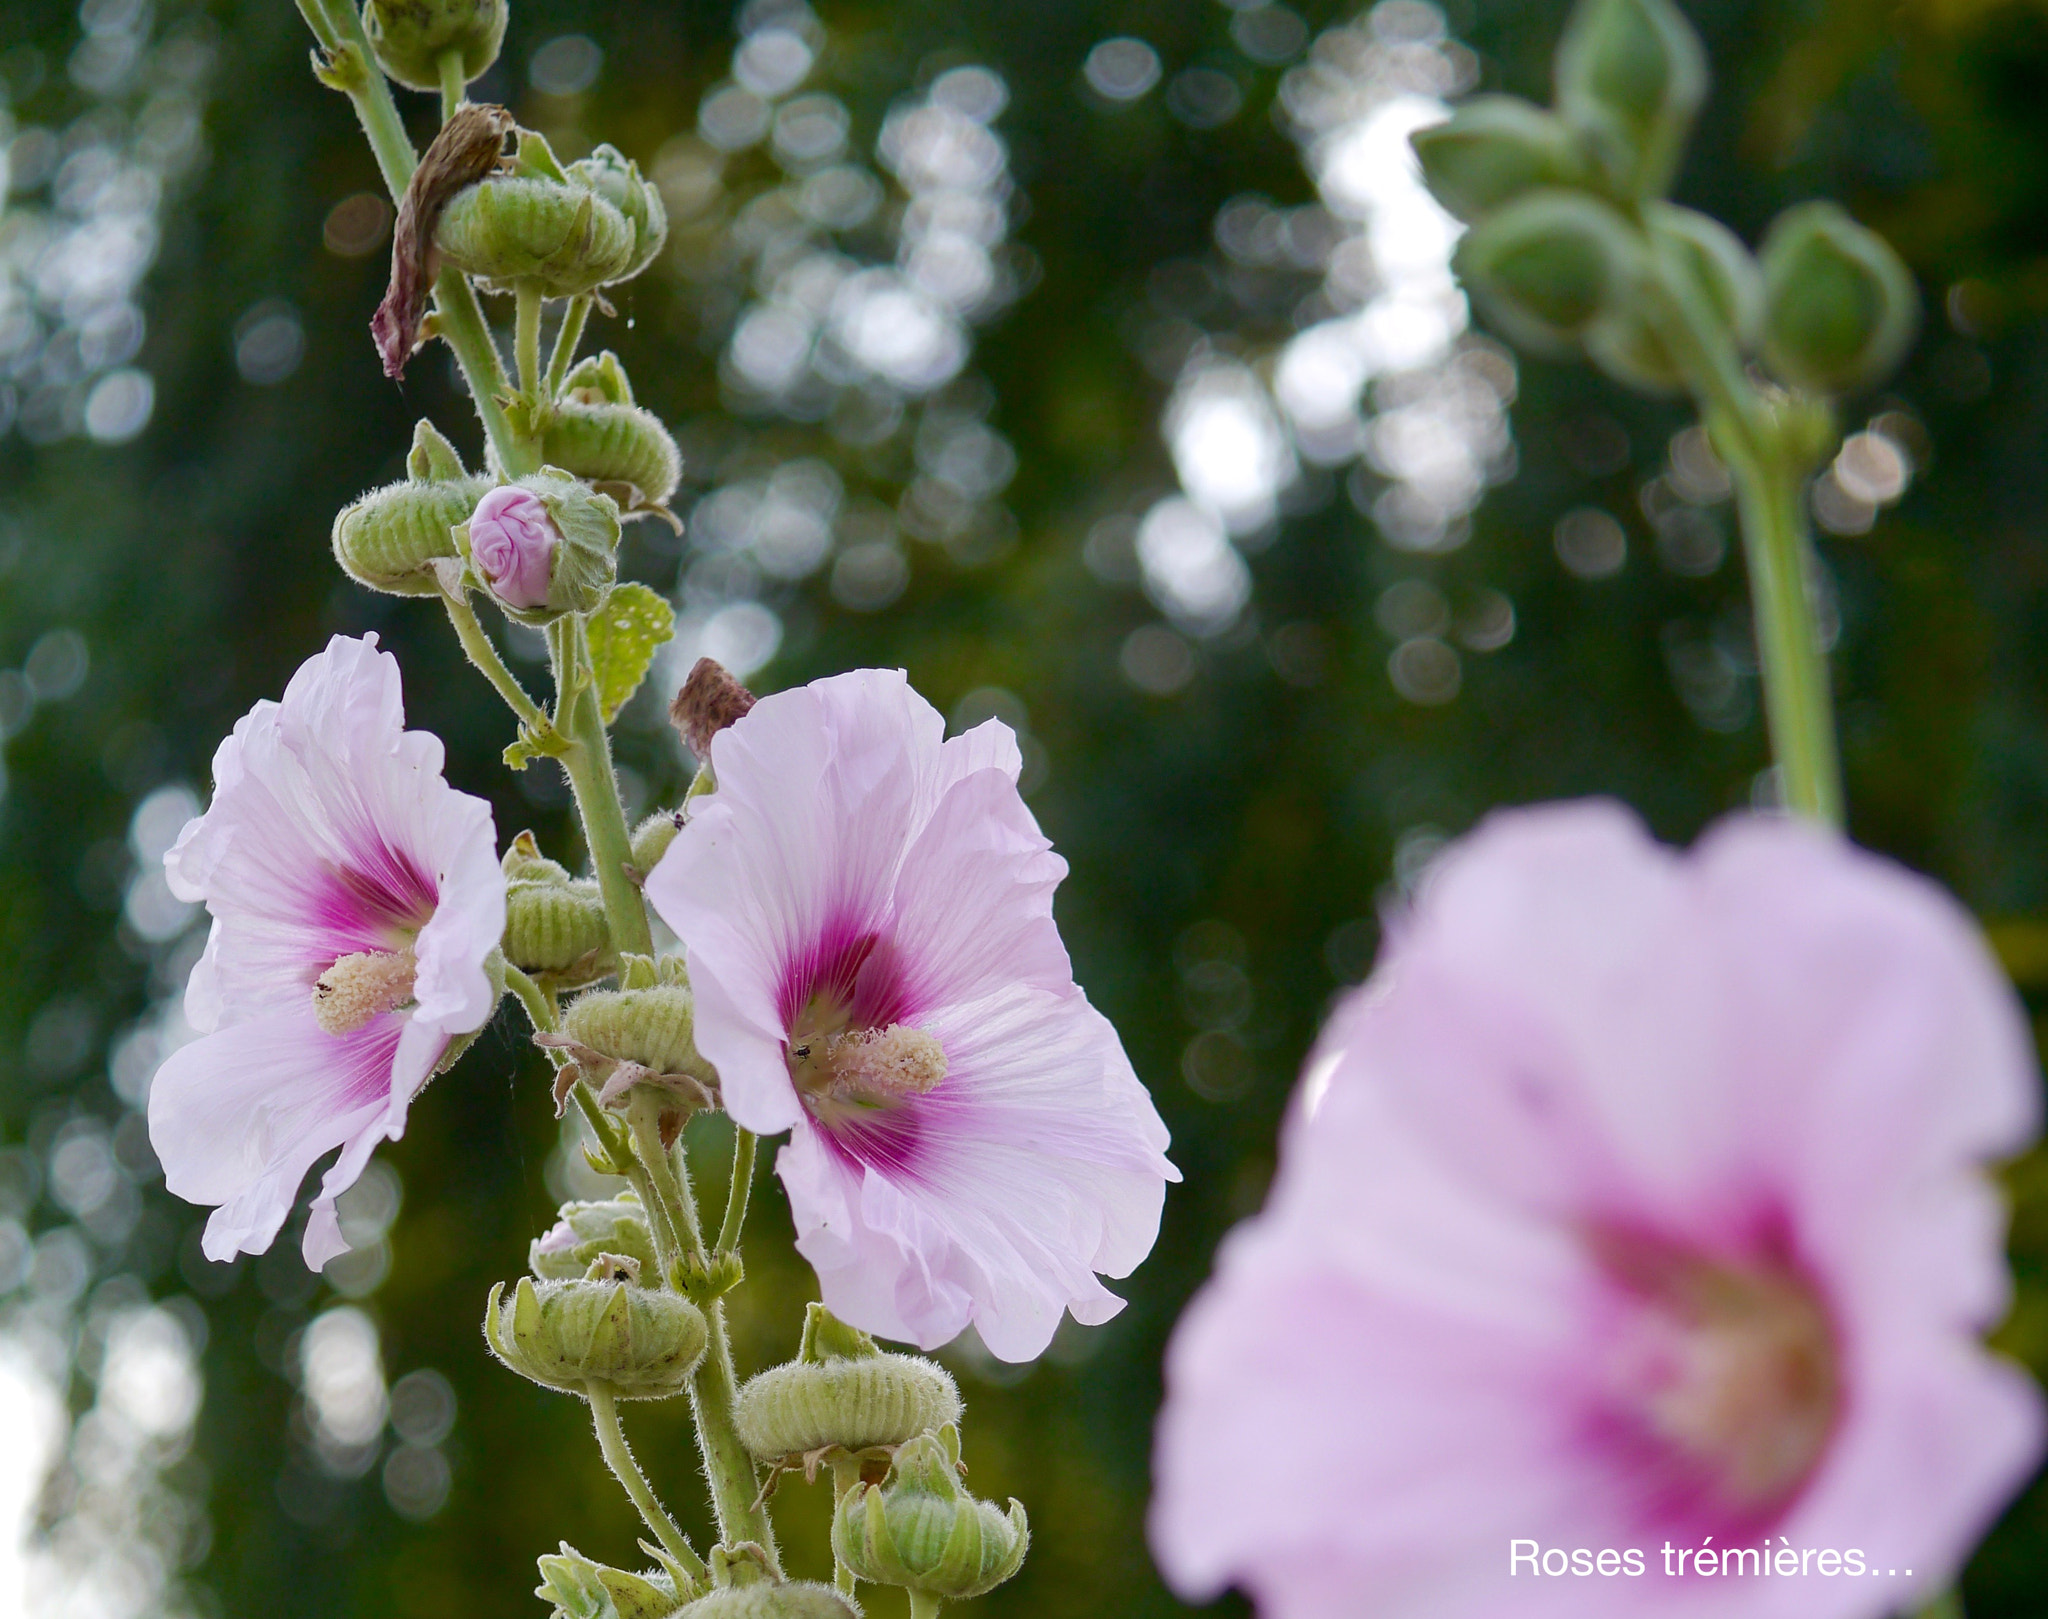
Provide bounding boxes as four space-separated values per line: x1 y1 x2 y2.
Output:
332 474 490 596
630 811 684 876
1586 202 1762 394
484 1269 707 1400
1758 200 1918 395
501 829 568 883
436 159 636 299
456 469 621 624
673 1585 855 1619
736 1305 963 1464
530 1191 659 1282
362 0 507 92
505 875 611 974
541 404 683 512
1454 188 1639 353
1410 97 1589 226
536 1542 693 1619
832 1428 1028 1601
563 989 704 1081
1554 0 1707 200
569 146 669 282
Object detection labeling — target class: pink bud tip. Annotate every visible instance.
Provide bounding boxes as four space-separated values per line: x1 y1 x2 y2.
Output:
470 486 558 610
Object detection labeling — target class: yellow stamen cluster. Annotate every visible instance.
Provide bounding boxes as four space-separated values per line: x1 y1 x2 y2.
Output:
313 948 419 1036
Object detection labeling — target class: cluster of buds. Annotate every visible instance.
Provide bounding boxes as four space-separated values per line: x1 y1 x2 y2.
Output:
1412 0 1917 401
332 419 492 594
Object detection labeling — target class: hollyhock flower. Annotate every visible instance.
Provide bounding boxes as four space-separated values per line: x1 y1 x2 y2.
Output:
646 668 1177 1361
1151 801 2043 1619
149 635 505 1269
468 484 558 609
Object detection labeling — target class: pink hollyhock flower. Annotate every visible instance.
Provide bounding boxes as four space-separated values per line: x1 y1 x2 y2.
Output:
646 668 1178 1360
468 485 557 609
148 635 505 1269
1151 801 2043 1619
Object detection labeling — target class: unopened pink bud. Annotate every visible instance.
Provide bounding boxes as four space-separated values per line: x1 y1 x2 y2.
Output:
470 486 558 609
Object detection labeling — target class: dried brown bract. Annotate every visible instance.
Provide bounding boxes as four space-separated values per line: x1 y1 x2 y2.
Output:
371 102 514 380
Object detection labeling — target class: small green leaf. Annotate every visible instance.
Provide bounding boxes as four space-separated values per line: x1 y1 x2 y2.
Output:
587 583 675 722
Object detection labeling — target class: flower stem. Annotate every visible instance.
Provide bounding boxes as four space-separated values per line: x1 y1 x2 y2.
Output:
554 618 656 959
1720 430 1844 825
515 279 544 398
829 1457 860 1595
586 1380 707 1583
1641 233 1845 827
503 962 556 1032
440 586 555 738
436 46 465 122
621 1102 779 1565
546 296 593 394
908 1592 944 1619
714 1129 756 1256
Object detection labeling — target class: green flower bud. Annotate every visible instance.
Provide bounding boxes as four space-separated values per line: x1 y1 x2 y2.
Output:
543 956 720 1113
541 403 683 512
630 811 684 876
1409 97 1589 226
673 1585 856 1619
1553 0 1707 199
436 165 636 298
530 1191 659 1282
736 1306 963 1465
831 1429 1028 1601
502 829 569 883
505 875 611 974
1758 200 1918 395
456 469 621 624
1585 202 1761 395
569 146 669 282
407 417 471 482
362 0 507 93
1454 188 1639 353
537 1541 694 1619
332 474 490 595
484 1269 708 1400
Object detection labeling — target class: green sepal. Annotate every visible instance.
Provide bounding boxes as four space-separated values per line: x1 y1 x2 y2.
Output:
1410 96 1590 225
831 1427 1028 1600
1586 202 1761 395
1453 187 1639 353
1757 200 1919 395
407 417 470 482
536 1540 695 1619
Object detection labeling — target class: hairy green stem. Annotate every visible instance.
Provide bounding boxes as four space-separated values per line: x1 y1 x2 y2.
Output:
440 587 554 737
503 962 556 1032
437 270 528 474
1721 432 1844 825
436 46 465 121
829 1457 860 1595
692 1297 778 1562
715 1129 757 1256
908 1592 944 1619
554 619 656 957
1642 235 1845 827
546 296 593 394
515 279 544 398
621 1104 778 1565
586 1381 707 1582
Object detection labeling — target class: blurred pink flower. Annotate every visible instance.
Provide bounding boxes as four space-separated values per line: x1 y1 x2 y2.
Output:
646 668 1178 1360
468 485 556 609
149 635 505 1269
1151 801 2043 1619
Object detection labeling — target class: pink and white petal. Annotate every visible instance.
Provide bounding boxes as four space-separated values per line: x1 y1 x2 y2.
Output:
778 986 1173 1358
407 784 506 1036
182 921 227 1034
933 715 1022 791
302 1113 398 1270
886 767 1074 1015
1152 1257 1608 1619
148 1007 405 1260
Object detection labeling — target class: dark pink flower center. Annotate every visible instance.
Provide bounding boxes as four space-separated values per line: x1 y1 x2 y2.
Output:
780 921 945 1177
1591 1227 1839 1529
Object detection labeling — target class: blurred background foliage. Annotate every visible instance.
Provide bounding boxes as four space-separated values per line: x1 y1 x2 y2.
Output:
4 0 2048 1614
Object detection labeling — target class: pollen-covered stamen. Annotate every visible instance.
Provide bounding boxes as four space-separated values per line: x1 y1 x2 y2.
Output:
313 948 419 1036
1599 1231 1839 1513
790 1024 948 1109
